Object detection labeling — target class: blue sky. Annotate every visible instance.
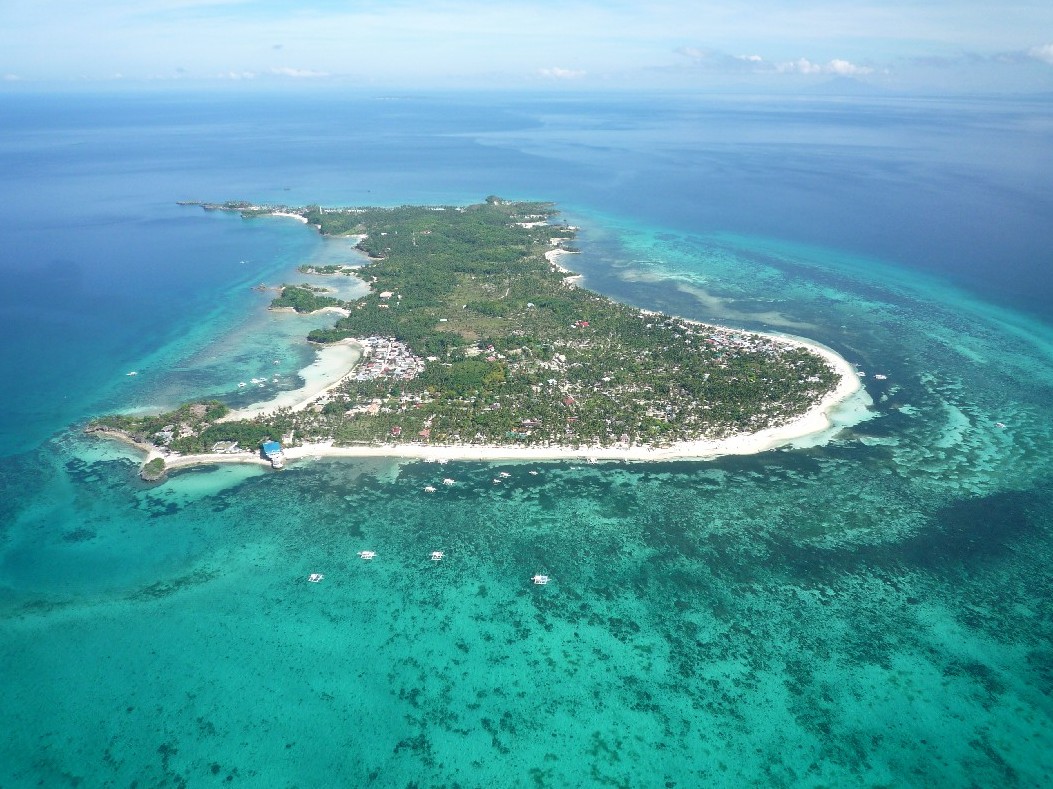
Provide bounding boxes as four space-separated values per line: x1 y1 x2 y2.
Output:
2 0 1051 92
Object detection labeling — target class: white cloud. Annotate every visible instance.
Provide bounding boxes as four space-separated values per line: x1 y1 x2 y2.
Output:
827 58 873 76
218 70 256 79
3 73 22 81
777 57 873 75
270 66 329 78
538 67 585 79
736 54 763 63
676 47 707 61
1028 43 1053 65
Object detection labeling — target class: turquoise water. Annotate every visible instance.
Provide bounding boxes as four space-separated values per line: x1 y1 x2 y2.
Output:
1 92 1051 786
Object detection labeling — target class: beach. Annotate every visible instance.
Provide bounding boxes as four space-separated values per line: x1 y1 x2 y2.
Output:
279 334 865 464
218 338 363 422
150 327 866 471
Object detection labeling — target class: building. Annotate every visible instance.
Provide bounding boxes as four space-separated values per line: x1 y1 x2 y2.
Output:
261 441 284 469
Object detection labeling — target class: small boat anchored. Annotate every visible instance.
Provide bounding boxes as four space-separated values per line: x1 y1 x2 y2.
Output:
430 551 444 562
358 550 376 560
531 574 550 585
307 573 324 583
423 485 437 493
442 478 456 486
126 371 138 376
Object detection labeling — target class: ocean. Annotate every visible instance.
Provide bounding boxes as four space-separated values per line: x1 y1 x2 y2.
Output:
0 89 1051 787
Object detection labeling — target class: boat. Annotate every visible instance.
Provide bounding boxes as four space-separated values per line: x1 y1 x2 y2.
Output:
238 382 246 387
492 478 502 484
358 550 376 560
531 574 550 585
442 478 455 485
996 422 1007 429
307 573 324 583
528 470 539 476
499 472 511 478
874 374 888 380
126 371 138 376
424 485 437 493
430 551 444 561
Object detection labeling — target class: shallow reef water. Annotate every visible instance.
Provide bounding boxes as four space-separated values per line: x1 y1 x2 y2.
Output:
1 92 1051 787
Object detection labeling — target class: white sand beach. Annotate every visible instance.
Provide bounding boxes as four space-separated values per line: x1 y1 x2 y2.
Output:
218 339 363 422
276 334 865 465
158 329 865 472
270 211 309 224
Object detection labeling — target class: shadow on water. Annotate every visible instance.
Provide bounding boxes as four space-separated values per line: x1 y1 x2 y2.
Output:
769 480 1051 583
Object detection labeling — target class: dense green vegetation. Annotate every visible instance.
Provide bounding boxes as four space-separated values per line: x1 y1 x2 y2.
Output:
270 284 344 313
98 198 840 454
88 400 284 455
140 457 166 481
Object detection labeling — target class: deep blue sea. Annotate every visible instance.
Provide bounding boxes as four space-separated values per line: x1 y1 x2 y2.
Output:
1 89 1051 787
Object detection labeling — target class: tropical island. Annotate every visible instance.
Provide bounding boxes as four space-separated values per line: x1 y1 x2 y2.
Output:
91 197 861 475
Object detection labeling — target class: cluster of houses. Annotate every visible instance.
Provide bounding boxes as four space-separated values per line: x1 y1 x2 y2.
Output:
352 336 426 382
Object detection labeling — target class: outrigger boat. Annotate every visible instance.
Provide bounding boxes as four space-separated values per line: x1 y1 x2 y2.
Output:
358 550 376 560
430 551 444 562
307 573 324 583
531 574 550 585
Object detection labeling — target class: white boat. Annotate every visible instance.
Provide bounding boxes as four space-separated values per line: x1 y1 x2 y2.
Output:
424 486 437 493
307 573 324 583
528 470 539 476
996 422 1007 428
531 574 550 585
442 478 455 485
430 551 444 561
492 478 502 484
358 550 376 560
499 472 511 478
126 371 138 376
874 374 888 380
238 382 246 387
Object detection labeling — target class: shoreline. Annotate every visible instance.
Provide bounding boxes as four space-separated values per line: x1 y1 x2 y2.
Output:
140 331 865 471
218 339 363 422
276 333 864 464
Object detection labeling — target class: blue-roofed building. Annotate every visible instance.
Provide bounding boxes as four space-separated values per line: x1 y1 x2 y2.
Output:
261 441 284 469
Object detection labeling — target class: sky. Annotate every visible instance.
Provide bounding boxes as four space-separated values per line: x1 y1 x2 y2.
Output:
1 0 1052 93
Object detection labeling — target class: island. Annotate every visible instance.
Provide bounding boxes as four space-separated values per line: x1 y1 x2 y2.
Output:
93 197 861 474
